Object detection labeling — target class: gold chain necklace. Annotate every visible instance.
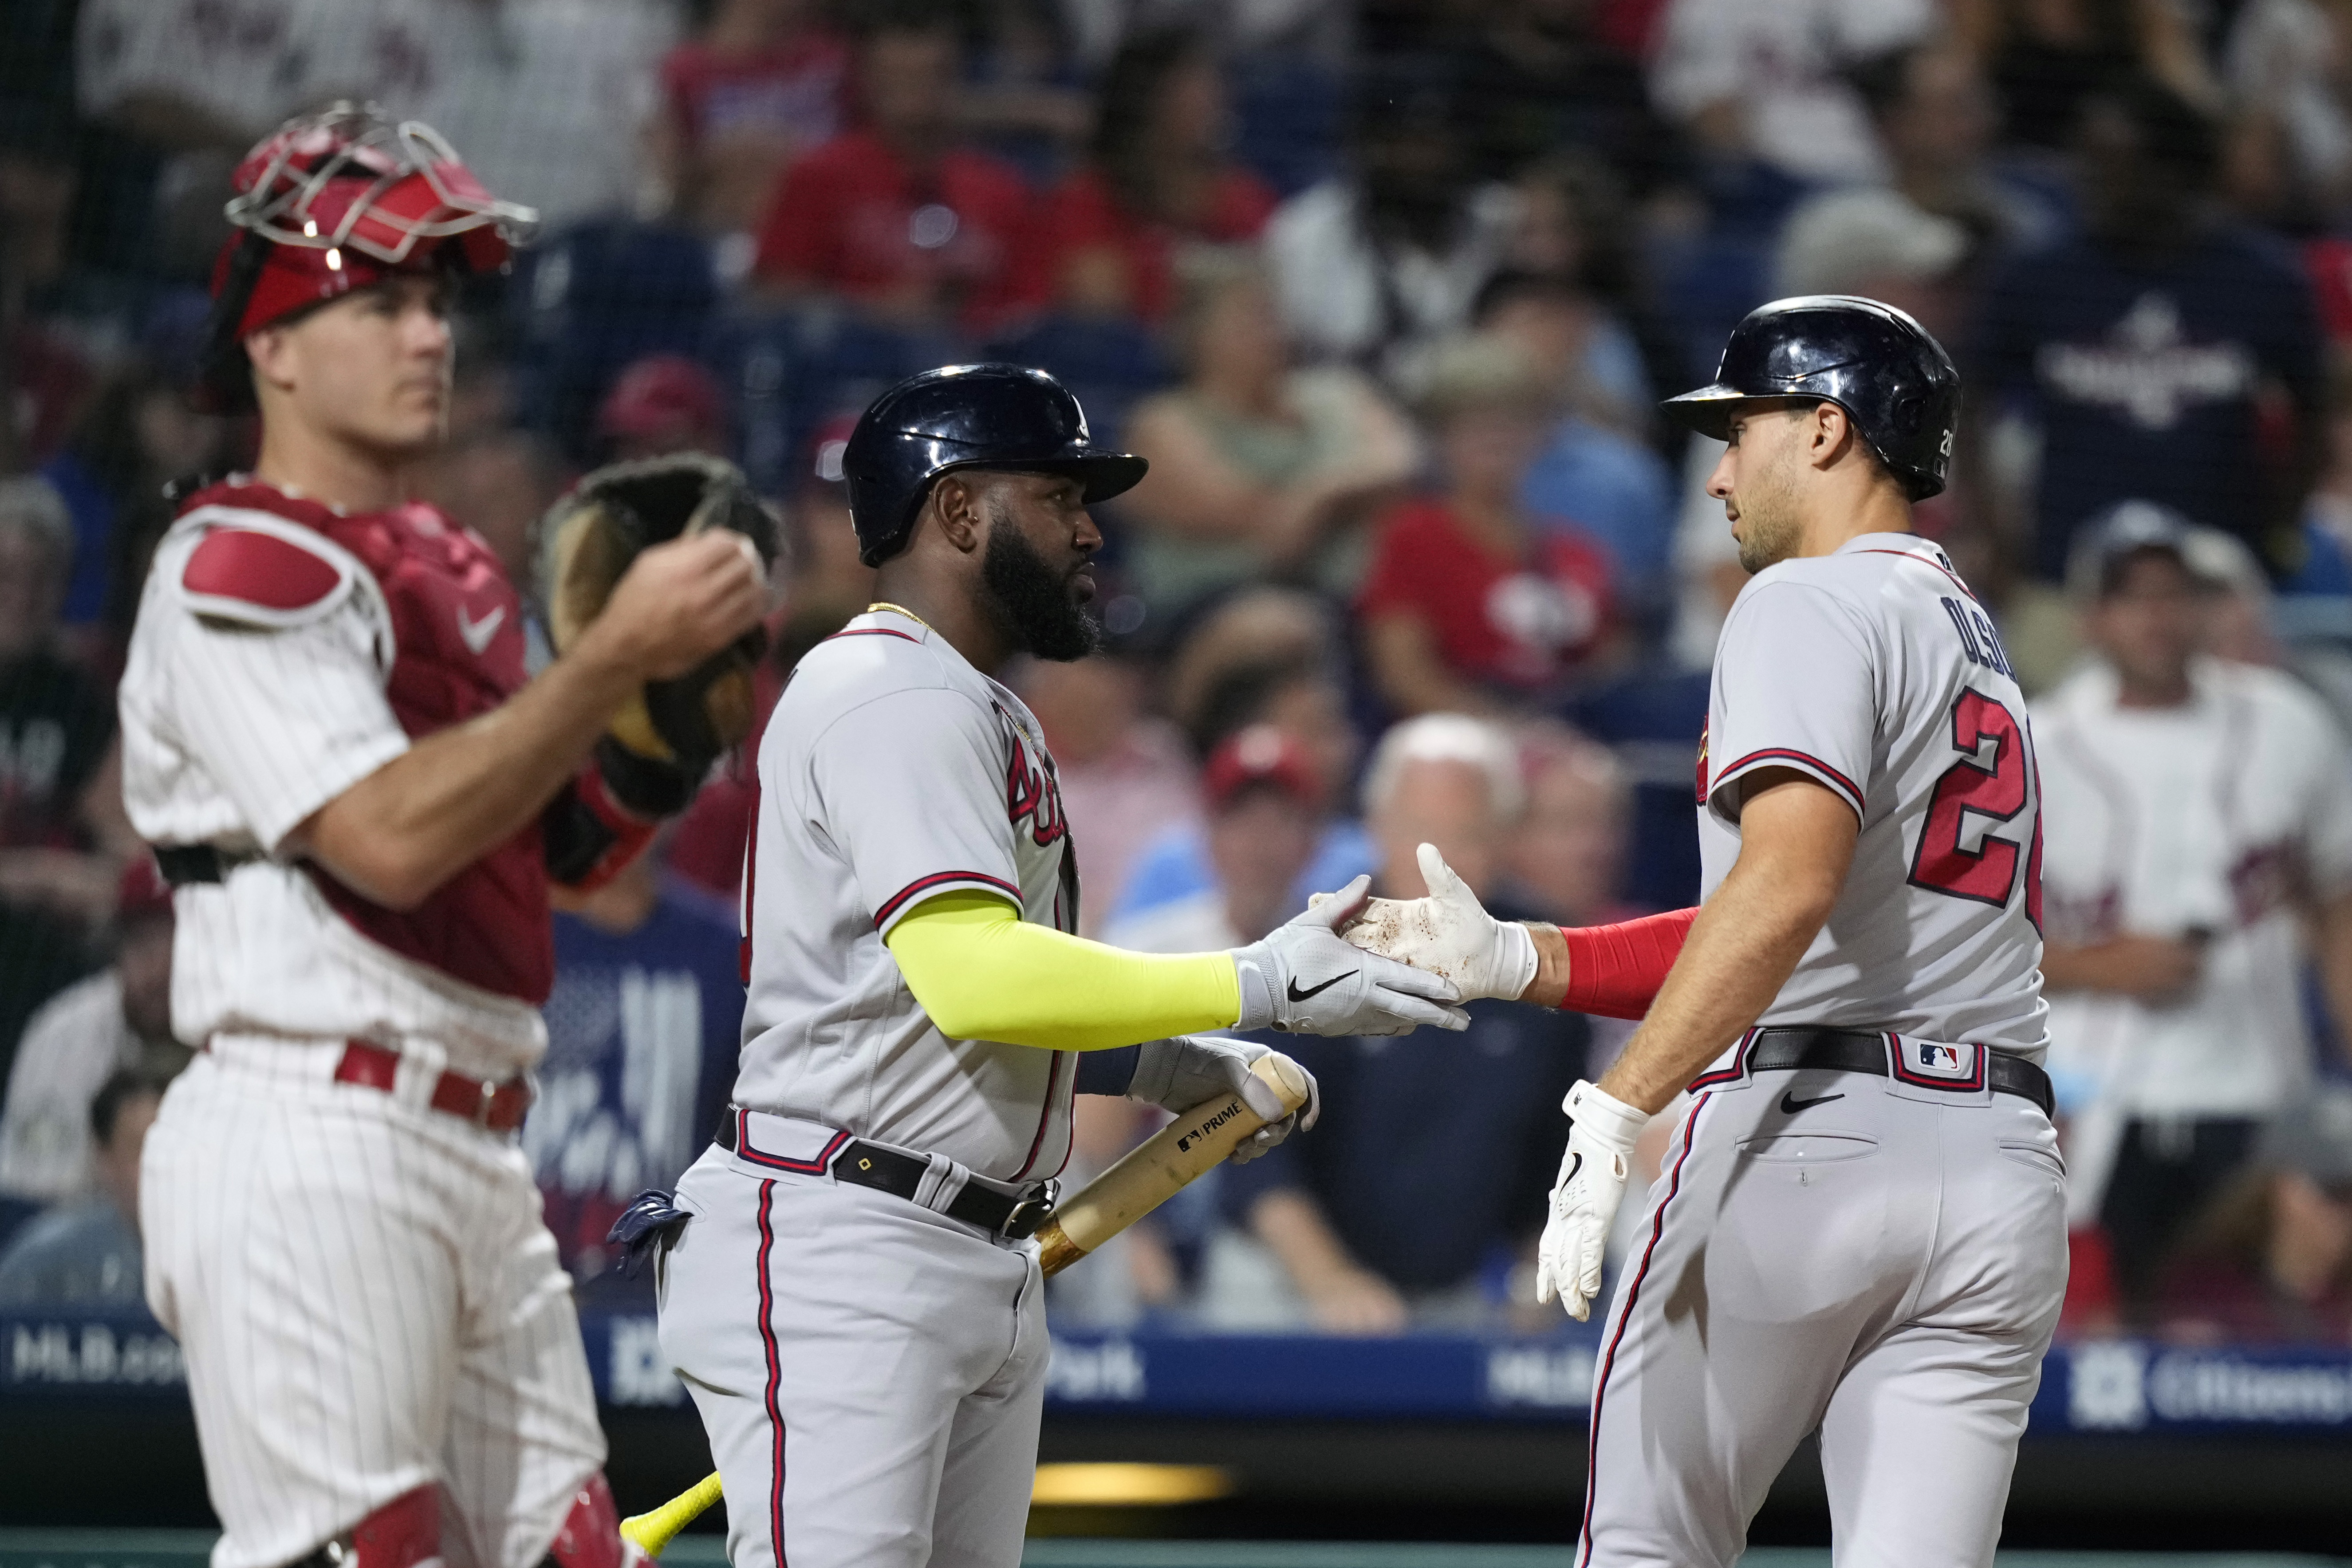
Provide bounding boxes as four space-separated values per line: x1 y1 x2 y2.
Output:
866 601 933 633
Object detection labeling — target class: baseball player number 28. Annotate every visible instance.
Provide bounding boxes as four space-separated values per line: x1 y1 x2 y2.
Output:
1907 689 2043 923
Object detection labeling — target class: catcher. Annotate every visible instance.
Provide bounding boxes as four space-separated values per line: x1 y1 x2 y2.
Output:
120 105 767 1568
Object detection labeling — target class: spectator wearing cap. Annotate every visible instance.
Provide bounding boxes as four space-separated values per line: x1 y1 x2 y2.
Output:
1027 30 1276 325
653 0 851 242
2036 501 2352 1320
1358 336 1617 718
1973 75 2327 600
1103 726 1324 957
2155 1088 2352 1343
750 0 1037 336
1207 714 1588 1333
0 477 142 1067
0 1068 168 1307
1120 248 1419 618
0 858 183 1212
595 354 730 464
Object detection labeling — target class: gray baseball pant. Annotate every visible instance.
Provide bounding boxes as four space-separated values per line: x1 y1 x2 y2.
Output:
1579 1056 2069 1568
657 1126 1047 1568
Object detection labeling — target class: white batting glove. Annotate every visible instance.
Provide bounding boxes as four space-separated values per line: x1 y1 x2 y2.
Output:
1233 875 1469 1037
1129 1035 1320 1162
1334 843 1539 1001
1535 1080 1651 1321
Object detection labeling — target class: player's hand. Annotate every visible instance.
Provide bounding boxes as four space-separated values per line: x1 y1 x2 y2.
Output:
1129 1036 1320 1162
1233 876 1469 1037
586 530 768 681
1333 843 1539 1001
1535 1079 1650 1321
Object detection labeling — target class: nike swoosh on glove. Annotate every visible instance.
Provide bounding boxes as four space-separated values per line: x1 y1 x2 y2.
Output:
1232 875 1468 1037
1130 1036 1320 1162
1337 843 1538 1001
1535 1079 1651 1321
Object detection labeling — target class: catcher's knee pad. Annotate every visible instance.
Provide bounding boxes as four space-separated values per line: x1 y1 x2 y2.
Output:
541 1472 637 1568
288 1485 440 1568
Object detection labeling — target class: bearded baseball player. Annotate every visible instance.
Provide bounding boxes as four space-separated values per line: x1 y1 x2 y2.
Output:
1346 297 2064 1567
119 107 767 1568
646 363 1464 1568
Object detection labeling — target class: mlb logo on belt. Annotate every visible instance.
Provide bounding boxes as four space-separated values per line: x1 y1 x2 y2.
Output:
1891 1035 1986 1092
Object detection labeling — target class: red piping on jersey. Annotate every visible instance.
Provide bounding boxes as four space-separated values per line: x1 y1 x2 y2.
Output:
734 1118 853 1175
1013 1051 1066 1181
1557 908 1698 1020
1714 748 1865 816
1854 547 1978 602
753 1180 790 1567
824 627 922 644
1579 1092 1711 1568
873 870 1022 929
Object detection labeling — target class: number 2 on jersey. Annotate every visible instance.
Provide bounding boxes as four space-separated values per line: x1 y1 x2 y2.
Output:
1907 689 2044 930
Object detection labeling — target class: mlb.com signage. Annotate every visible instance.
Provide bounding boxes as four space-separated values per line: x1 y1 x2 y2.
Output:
2060 1340 2352 1433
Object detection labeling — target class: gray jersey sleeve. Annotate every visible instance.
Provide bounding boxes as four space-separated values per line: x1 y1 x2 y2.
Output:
1708 580 1879 825
806 684 1023 934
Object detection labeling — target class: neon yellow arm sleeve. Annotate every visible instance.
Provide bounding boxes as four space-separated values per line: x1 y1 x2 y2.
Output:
882 890 1242 1051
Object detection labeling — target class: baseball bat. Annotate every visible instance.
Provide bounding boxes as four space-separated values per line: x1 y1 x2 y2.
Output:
619 1054 1312 1556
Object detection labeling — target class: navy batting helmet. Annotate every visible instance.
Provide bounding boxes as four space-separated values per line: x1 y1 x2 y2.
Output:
843 364 1148 567
1662 295 1961 500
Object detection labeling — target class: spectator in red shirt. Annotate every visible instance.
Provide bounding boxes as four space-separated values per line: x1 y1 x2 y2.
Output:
750 1 1036 335
654 0 851 244
1358 335 1616 716
1030 29 1277 323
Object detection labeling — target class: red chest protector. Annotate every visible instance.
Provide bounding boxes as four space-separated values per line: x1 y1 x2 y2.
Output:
180 480 555 1004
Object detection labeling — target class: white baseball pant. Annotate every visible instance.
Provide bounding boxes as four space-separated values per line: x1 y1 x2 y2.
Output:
142 1039 607 1568
656 1120 1048 1568
1579 1060 2069 1568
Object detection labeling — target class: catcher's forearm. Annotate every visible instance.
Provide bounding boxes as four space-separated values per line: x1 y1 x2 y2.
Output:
1594 782 1854 1114
296 635 645 910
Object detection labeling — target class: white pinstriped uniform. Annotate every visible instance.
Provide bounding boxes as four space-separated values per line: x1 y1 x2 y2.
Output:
658 607 1076 1568
1580 535 2067 1568
120 489 604 1568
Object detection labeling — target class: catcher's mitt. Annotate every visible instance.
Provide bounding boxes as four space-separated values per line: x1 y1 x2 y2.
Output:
537 453 777 767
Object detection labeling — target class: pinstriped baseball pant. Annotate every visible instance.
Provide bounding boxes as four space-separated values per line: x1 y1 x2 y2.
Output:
656 1140 1047 1568
1578 1068 2069 1568
142 1045 607 1568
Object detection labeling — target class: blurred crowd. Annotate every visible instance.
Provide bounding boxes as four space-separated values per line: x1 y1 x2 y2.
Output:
4 0 2352 1346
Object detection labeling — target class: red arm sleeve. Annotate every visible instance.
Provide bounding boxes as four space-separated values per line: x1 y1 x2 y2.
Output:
1558 907 1699 1019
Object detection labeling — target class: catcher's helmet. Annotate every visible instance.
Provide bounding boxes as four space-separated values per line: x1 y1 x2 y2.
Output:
200 102 538 409
1662 295 1961 500
843 364 1148 567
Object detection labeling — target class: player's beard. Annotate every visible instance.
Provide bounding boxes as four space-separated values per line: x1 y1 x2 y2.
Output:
981 508 1101 662
1733 436 1807 575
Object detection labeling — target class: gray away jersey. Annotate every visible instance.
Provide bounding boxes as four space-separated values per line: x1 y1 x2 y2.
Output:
738 608 1080 1180
1698 533 2049 1059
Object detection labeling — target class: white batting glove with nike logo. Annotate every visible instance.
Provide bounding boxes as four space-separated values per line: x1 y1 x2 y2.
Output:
1233 875 1469 1037
1535 1079 1651 1321
1334 843 1539 1001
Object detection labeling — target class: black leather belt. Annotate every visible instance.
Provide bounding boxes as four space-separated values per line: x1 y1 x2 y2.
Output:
155 845 261 885
715 1112 1058 1240
1748 1027 2054 1117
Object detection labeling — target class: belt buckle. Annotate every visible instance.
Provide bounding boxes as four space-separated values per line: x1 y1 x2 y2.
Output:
1000 1177 1060 1240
